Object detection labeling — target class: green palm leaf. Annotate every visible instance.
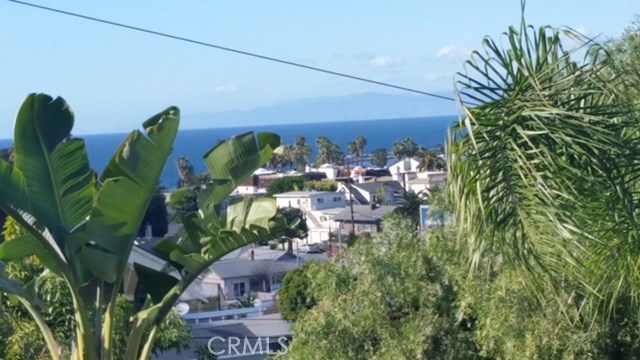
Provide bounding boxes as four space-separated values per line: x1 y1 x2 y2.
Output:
448 22 640 312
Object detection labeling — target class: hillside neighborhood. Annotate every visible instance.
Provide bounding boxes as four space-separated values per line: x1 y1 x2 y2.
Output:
127 155 446 359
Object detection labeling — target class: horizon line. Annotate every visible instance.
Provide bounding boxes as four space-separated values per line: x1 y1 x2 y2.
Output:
0 114 459 142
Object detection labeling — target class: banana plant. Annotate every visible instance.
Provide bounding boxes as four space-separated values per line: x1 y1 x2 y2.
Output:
0 93 179 360
125 131 285 359
0 94 285 360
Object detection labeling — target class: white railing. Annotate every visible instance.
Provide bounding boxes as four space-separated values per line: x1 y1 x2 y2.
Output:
182 298 275 325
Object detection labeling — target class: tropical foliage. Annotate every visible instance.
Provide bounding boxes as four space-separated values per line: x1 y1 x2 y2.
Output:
447 18 640 318
395 191 426 227
278 262 322 321
0 94 284 360
137 191 169 238
315 135 345 166
391 137 418 160
303 180 337 192
347 135 367 165
266 176 306 195
284 14 640 360
370 147 389 168
283 216 479 360
168 187 199 222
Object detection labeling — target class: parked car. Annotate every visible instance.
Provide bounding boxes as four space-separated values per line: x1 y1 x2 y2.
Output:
299 244 321 253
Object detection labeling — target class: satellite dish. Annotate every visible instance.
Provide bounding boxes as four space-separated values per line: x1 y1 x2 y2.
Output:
175 302 190 316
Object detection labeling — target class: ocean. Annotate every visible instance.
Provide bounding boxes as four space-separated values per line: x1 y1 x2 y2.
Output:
0 116 456 188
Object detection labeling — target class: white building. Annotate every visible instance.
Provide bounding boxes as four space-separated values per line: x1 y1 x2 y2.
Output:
273 191 346 211
305 163 340 179
388 157 421 181
409 171 448 194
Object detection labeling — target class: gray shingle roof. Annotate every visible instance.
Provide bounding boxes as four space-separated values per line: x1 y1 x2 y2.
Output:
333 205 398 223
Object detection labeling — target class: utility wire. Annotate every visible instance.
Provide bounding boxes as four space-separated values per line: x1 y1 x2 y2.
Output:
6 0 457 102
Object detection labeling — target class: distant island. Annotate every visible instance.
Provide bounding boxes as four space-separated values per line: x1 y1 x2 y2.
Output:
183 91 457 129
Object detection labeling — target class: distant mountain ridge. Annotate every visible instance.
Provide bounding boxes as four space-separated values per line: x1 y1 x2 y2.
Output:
183 91 457 129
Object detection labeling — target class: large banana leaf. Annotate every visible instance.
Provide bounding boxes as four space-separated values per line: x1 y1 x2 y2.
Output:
133 131 280 305
201 131 280 206
0 160 29 218
226 197 276 233
12 94 96 242
77 108 180 283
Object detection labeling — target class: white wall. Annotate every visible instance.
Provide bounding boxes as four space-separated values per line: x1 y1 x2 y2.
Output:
275 192 346 211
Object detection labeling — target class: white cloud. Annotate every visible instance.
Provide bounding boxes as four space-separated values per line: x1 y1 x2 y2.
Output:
214 83 238 93
435 45 470 61
368 56 402 69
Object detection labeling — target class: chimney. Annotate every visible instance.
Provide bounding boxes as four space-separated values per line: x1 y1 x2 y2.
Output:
145 223 152 239
370 203 377 210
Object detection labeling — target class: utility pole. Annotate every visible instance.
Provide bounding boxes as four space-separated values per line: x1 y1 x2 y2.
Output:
345 158 356 240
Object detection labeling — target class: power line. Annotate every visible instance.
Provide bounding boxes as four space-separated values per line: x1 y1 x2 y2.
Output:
6 0 456 102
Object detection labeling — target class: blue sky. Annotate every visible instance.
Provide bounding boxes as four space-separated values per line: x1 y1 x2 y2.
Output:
1 0 638 135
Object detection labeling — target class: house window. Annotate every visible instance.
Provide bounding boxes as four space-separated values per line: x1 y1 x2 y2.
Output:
320 216 327 221
233 282 246 297
364 224 373 232
333 197 341 202
316 198 324 204
250 277 270 293
271 274 285 292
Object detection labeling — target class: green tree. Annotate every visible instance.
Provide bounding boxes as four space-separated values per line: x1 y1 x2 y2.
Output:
168 187 199 222
303 180 337 192
291 135 312 171
347 135 367 166
268 145 294 171
267 176 306 196
175 156 196 188
315 136 344 166
278 263 323 321
391 137 418 160
276 207 308 239
370 148 388 168
396 191 425 227
138 191 169 238
428 225 639 359
284 216 479 359
447 19 640 325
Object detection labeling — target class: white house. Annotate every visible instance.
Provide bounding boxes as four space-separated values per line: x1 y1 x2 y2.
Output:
274 191 346 211
337 181 403 205
305 163 340 179
388 157 421 179
305 207 346 243
409 171 448 194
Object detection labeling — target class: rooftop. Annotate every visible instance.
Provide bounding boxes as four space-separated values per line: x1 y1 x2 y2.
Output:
333 205 398 223
273 191 335 198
